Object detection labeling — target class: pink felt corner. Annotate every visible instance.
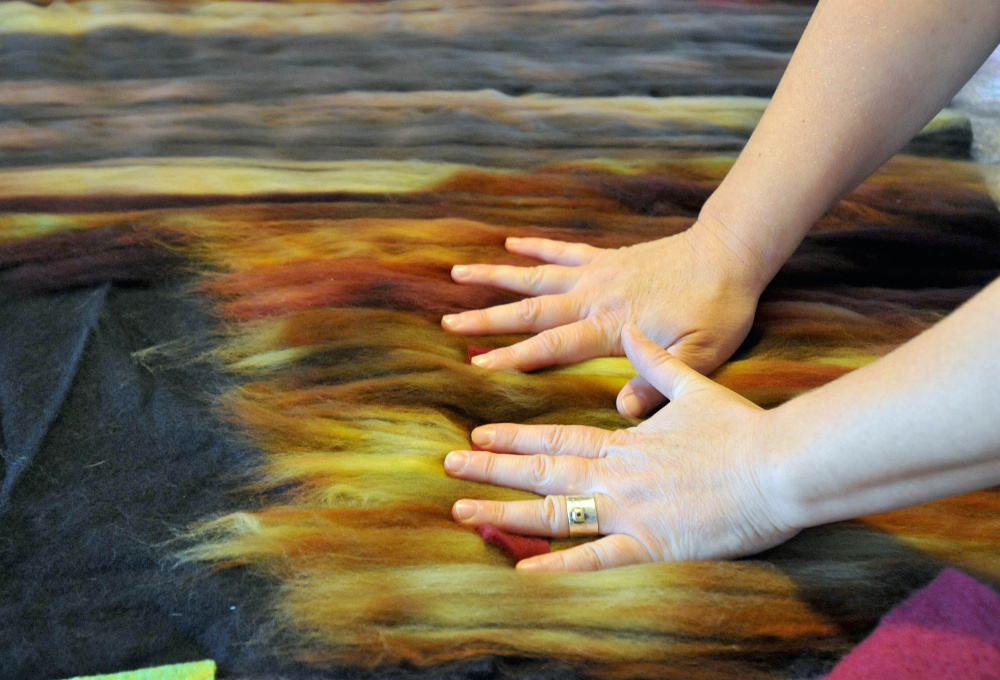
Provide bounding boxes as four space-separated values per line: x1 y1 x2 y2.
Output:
827 569 1000 680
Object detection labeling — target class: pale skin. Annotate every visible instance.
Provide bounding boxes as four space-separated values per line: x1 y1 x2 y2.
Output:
442 0 1000 570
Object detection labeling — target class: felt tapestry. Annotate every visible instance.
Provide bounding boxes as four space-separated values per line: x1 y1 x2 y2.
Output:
1 2 999 680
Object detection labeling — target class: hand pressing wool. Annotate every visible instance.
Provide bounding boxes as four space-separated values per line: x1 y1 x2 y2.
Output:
444 0 1000 570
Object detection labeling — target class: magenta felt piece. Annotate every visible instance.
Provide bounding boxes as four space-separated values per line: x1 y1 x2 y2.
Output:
828 569 1000 679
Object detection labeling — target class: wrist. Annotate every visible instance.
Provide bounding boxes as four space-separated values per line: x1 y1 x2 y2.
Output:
761 393 867 532
756 402 815 534
684 214 773 298
695 181 816 292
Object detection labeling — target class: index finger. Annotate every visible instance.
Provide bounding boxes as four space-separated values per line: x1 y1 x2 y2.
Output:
506 237 600 266
442 294 581 335
471 422 613 459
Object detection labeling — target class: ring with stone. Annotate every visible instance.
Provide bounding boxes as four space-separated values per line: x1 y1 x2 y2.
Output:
565 495 599 537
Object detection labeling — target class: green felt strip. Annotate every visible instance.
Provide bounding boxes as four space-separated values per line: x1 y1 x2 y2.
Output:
62 660 215 680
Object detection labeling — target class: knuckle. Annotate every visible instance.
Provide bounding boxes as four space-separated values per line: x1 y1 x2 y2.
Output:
470 308 492 327
551 550 571 570
577 314 601 335
492 424 513 448
595 437 613 459
489 502 506 525
528 454 557 489
628 376 655 399
480 266 505 285
609 427 638 446
518 297 542 325
522 266 545 289
539 496 563 534
479 453 498 481
536 329 565 358
652 351 679 374
602 428 638 457
633 535 662 563
583 315 615 349
540 425 568 455
489 346 512 366
578 542 605 570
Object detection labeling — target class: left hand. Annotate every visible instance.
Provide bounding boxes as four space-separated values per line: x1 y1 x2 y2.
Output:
443 324 799 570
440 226 764 418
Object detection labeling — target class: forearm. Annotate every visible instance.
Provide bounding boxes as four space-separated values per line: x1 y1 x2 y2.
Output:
768 276 1000 529
695 0 1000 289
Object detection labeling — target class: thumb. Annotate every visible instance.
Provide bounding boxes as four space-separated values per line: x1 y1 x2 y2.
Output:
621 324 708 403
616 374 666 418
617 337 716 416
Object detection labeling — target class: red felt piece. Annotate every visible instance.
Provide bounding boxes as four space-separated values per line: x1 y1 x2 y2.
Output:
466 345 494 364
477 524 550 563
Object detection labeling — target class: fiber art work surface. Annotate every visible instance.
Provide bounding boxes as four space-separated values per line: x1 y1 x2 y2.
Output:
1 2 999 680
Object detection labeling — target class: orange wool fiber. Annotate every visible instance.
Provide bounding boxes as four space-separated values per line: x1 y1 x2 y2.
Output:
2 2 998 675
209 259 521 321
136 156 1000 677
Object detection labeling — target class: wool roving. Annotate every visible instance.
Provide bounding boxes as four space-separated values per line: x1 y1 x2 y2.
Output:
169 156 1000 677
8 152 995 677
3 144 1000 680
1 1 999 679
3 151 999 678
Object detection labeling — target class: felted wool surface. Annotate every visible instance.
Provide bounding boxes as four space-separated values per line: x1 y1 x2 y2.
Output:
1 2 999 680
827 570 1000 680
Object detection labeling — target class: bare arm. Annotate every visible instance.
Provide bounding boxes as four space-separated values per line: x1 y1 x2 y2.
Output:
770 277 1000 528
697 0 1000 285
444 278 1000 571
444 0 1000 420
442 1 1000 570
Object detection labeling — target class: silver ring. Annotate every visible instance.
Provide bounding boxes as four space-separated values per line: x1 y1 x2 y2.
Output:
565 495 599 537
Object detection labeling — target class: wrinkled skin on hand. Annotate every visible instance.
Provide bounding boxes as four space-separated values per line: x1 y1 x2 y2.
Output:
444 325 798 571
441 223 764 416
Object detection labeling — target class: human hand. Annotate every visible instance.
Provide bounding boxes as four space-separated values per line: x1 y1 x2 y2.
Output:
443 324 798 571
441 221 765 417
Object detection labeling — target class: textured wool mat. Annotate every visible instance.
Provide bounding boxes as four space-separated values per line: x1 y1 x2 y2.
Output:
1 2 999 680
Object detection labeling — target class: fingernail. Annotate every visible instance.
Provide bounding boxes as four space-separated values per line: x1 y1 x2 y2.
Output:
471 427 495 447
471 353 494 369
506 237 521 245
516 559 544 571
622 394 642 417
444 451 469 473
442 314 461 330
454 500 478 521
452 265 470 279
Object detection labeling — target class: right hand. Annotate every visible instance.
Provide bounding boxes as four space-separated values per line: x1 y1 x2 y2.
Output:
441 220 768 417
444 324 799 570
